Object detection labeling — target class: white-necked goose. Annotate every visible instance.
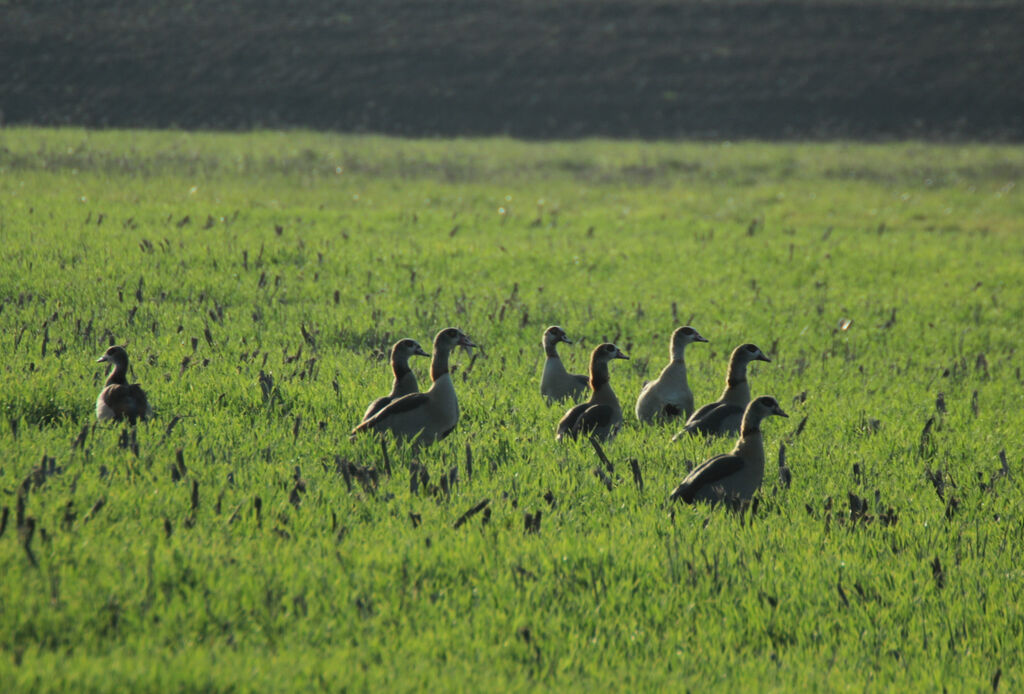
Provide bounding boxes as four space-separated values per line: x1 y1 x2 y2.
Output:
95 345 152 424
360 338 430 423
634 326 708 423
352 327 475 446
556 343 629 442
540 325 589 405
673 343 770 439
669 396 788 506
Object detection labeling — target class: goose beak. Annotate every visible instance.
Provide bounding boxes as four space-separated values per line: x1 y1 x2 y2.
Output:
459 335 477 349
413 345 430 357
775 405 789 418
559 335 573 345
96 355 109 363
615 349 629 360
694 334 709 343
756 353 771 362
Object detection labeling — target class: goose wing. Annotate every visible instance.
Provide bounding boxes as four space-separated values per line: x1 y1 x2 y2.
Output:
669 454 743 503
361 395 393 423
556 402 590 440
352 392 431 434
102 383 150 422
570 403 617 439
676 402 743 438
687 400 722 425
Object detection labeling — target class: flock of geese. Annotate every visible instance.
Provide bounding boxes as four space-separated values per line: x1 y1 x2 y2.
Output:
95 324 789 508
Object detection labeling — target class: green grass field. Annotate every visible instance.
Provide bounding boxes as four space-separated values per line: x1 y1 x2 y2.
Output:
1 128 1023 691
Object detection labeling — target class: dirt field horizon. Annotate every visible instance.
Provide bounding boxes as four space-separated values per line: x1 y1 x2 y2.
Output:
2 0 1022 140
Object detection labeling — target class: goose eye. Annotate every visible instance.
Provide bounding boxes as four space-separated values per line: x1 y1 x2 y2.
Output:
745 344 757 352
604 344 615 352
764 397 777 407
445 329 458 338
681 327 694 335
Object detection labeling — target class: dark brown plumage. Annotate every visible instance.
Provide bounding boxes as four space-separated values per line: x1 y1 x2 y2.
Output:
360 338 430 423
95 346 152 424
352 328 475 447
556 343 629 442
673 343 770 439
670 396 788 506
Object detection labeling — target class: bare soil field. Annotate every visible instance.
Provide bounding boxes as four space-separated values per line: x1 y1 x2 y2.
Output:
2 1 1022 139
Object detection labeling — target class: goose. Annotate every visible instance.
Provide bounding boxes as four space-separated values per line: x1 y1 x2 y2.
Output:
540 325 589 404
634 326 708 423
669 396 788 506
360 338 430 423
556 343 629 442
95 345 152 424
352 327 475 446
672 343 770 439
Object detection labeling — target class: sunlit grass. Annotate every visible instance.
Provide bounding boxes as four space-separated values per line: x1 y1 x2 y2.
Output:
0 127 1022 691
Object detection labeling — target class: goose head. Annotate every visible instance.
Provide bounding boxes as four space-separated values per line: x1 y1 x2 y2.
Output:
734 343 771 364
543 325 572 350
393 338 430 362
97 345 130 369
747 395 789 422
592 342 629 365
670 326 708 359
434 327 476 354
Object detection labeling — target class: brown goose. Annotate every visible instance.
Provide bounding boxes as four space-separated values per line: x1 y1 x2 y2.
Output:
540 325 589 405
556 343 629 442
672 343 770 439
669 396 788 506
352 328 475 446
634 326 708 423
95 345 152 424
360 338 430 423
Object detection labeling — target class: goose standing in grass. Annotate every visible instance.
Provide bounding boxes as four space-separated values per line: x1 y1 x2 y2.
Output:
634 326 708 424
360 338 430 423
540 325 589 405
352 328 475 446
95 345 152 424
669 396 788 506
672 343 770 439
556 343 629 442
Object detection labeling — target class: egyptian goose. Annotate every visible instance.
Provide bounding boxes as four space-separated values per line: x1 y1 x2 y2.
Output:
672 343 770 439
95 345 152 424
352 327 475 446
634 326 707 423
540 325 589 404
360 338 430 423
556 343 629 442
669 396 788 506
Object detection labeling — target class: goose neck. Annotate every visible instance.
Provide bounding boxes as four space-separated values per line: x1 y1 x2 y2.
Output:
589 359 610 392
431 346 452 382
105 362 128 386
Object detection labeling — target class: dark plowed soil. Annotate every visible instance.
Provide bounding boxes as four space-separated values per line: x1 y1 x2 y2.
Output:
2 1 1022 139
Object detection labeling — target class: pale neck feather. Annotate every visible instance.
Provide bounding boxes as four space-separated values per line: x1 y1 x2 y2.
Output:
544 353 569 376
427 372 459 420
658 359 689 388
